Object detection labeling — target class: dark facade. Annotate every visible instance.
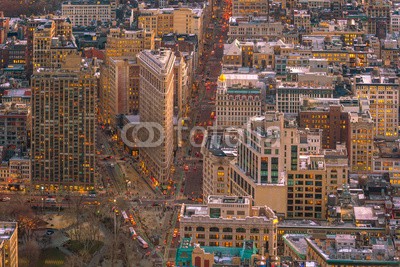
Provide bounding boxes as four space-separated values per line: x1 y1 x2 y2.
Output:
299 105 349 150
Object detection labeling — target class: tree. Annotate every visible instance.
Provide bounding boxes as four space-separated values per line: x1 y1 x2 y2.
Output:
64 253 86 267
19 239 40 266
1 0 63 17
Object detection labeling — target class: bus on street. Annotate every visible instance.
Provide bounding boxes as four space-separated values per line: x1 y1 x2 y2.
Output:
137 236 149 249
129 227 137 239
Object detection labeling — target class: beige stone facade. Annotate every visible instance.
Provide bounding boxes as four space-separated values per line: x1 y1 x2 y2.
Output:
180 196 278 255
137 49 175 183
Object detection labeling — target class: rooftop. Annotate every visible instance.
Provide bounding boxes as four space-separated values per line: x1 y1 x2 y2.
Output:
140 49 174 70
306 235 399 264
355 75 398 85
375 140 400 158
226 87 261 95
278 219 385 230
283 234 309 259
62 0 111 5
0 222 17 241
353 206 378 221
208 195 250 205
3 88 31 98
176 238 259 264
204 128 238 157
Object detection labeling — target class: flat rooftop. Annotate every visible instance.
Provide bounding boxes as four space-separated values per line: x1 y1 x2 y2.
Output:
0 222 17 241
62 0 111 5
353 206 378 221
208 195 250 205
205 128 238 157
3 88 31 98
183 205 208 218
283 234 309 258
278 219 385 230
226 87 261 95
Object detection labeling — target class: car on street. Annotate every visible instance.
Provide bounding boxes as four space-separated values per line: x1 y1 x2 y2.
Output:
173 228 178 238
46 229 55 235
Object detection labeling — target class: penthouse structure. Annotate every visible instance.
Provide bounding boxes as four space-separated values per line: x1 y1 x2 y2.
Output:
180 195 278 255
276 83 334 114
32 18 75 70
278 220 387 256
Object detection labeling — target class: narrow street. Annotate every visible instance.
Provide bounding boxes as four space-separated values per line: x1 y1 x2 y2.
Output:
181 0 231 201
92 1 232 265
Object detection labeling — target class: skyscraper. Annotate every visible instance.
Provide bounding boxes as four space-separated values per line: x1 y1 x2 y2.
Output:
137 49 175 184
31 54 97 191
32 18 75 70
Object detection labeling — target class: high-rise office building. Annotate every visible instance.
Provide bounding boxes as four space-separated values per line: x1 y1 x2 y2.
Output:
105 28 155 61
31 55 97 191
230 112 288 215
32 18 75 70
137 49 175 183
102 57 140 126
349 111 375 173
354 74 398 139
99 28 154 125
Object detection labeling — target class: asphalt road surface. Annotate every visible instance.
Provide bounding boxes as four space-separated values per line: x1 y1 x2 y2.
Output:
182 1 230 201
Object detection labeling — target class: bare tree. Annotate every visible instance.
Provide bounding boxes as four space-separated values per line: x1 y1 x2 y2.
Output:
19 239 40 266
64 253 86 267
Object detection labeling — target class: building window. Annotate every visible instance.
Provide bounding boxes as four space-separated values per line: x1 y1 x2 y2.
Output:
250 228 260 234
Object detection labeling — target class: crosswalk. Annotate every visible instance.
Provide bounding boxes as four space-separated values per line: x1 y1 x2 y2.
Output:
44 259 65 265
